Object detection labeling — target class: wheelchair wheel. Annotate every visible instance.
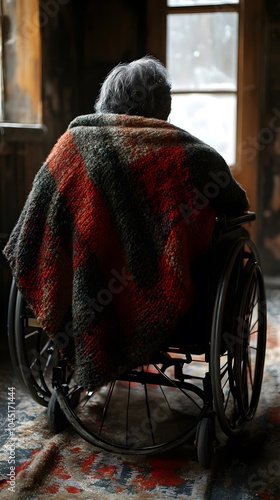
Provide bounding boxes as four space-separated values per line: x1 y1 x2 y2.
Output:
210 237 266 436
54 355 211 455
11 283 59 406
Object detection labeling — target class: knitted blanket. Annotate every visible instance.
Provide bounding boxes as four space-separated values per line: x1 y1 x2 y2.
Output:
4 113 247 390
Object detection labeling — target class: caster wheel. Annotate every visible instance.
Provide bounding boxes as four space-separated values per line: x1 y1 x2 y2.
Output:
47 391 69 434
196 416 215 468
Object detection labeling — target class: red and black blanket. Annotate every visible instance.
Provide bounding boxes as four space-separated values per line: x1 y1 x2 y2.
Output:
3 113 248 389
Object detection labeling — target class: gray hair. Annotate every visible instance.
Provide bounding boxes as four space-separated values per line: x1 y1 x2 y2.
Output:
94 56 172 121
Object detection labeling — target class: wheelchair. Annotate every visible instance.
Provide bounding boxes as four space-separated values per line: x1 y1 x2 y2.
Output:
7 212 267 468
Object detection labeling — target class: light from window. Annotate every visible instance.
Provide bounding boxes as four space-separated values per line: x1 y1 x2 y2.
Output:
167 11 238 165
170 93 237 165
167 13 238 91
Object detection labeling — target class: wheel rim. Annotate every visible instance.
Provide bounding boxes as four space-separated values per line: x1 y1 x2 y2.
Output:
56 355 210 455
210 237 266 436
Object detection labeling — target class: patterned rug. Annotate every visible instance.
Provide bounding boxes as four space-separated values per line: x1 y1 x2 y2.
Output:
0 289 279 500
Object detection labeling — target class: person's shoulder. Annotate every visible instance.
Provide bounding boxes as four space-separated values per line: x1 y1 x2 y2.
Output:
68 113 103 130
172 124 225 163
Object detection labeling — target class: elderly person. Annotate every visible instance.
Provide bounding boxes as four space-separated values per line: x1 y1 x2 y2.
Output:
4 56 248 390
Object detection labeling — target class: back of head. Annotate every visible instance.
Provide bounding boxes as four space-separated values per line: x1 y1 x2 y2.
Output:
94 56 171 121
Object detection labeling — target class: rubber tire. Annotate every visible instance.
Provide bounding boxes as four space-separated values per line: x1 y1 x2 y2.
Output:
196 417 215 468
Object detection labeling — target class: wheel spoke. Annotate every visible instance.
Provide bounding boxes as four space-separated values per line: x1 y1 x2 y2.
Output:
157 384 185 434
153 364 203 411
219 356 230 386
80 390 94 407
221 373 230 391
125 382 131 446
24 329 41 339
245 350 254 391
101 381 115 420
143 370 155 446
43 351 55 377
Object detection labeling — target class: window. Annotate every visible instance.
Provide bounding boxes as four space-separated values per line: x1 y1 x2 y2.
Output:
166 1 239 165
0 0 42 124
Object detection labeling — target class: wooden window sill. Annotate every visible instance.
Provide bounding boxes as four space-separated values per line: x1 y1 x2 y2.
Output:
0 123 47 143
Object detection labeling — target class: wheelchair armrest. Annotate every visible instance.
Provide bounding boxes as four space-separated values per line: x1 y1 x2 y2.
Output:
216 211 256 231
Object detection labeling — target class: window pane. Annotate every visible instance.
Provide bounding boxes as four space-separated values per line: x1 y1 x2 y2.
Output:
169 93 237 165
168 0 239 5
167 13 238 91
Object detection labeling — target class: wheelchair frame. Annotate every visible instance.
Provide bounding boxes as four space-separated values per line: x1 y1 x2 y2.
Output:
7 212 267 467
